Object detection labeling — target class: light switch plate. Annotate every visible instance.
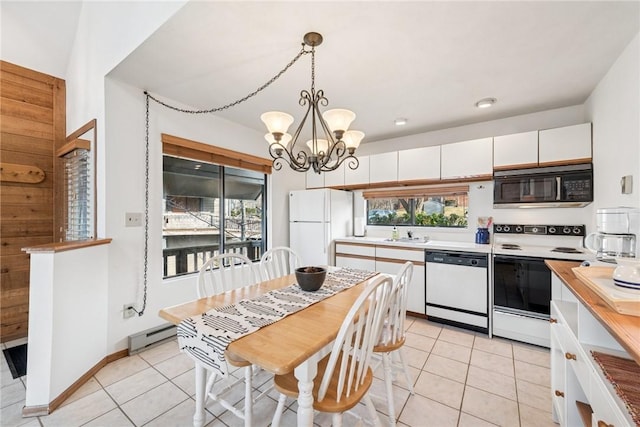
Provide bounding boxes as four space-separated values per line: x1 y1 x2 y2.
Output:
125 212 142 227
621 175 633 194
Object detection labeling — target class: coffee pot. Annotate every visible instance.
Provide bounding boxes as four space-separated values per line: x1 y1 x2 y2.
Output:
584 207 639 262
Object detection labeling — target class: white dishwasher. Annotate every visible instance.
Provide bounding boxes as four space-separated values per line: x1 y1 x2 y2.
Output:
425 250 489 333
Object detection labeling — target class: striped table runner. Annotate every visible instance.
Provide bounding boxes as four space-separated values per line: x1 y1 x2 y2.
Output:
177 268 378 377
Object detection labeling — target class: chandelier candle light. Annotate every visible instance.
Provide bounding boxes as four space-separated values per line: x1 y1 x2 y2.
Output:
261 32 364 174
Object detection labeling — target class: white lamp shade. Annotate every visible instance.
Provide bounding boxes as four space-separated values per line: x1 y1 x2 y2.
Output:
306 139 329 155
260 111 294 134
264 132 292 147
322 109 355 132
343 130 365 149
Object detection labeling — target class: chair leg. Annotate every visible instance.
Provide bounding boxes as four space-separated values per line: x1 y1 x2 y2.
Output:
382 353 397 427
271 393 288 427
397 348 415 395
193 363 207 427
332 412 343 427
243 366 253 427
362 393 381 427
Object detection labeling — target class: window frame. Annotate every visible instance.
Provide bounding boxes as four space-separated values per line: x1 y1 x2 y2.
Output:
364 185 469 228
161 134 271 278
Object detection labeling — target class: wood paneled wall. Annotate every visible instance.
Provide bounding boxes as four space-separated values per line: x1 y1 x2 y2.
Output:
0 61 65 343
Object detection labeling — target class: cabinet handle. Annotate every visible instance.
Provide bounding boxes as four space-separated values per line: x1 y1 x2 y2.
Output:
565 352 577 361
549 318 558 324
597 421 613 427
554 390 565 398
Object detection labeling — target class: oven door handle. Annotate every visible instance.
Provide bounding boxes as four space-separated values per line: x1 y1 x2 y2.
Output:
493 254 550 263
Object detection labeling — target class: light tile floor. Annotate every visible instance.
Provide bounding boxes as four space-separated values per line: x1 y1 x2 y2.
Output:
1 318 556 426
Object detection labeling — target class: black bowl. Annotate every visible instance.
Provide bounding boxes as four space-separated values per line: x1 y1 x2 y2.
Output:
295 266 327 291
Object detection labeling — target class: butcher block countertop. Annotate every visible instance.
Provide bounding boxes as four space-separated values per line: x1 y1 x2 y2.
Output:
546 260 640 365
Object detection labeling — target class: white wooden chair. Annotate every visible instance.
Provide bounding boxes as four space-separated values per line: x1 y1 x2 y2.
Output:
259 246 302 281
197 252 258 298
373 261 415 426
271 274 395 427
194 252 262 427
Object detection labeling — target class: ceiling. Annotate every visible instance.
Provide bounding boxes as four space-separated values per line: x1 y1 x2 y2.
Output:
5 1 640 144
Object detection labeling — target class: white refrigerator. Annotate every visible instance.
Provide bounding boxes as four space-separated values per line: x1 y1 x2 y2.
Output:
289 189 353 266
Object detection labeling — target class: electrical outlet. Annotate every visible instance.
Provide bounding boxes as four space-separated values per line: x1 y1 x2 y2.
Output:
125 212 142 227
123 304 136 319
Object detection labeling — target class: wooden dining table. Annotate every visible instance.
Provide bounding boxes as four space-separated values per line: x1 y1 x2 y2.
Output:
158 271 380 427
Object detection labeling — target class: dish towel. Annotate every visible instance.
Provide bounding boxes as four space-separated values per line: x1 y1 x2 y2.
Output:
177 267 378 377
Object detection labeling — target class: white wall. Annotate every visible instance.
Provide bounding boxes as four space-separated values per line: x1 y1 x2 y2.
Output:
65 1 188 238
104 77 304 352
585 32 640 212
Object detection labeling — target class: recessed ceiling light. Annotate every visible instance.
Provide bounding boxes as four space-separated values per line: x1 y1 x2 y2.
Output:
475 98 497 109
394 118 408 126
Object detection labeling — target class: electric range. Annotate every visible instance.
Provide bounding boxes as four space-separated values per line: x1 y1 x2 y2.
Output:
490 223 593 347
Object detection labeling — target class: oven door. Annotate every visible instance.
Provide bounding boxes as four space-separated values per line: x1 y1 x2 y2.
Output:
493 255 551 319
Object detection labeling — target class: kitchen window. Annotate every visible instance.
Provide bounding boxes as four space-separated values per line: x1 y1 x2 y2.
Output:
364 185 468 228
160 133 273 278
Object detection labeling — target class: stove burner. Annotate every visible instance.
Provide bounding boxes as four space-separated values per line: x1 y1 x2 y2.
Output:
501 244 521 250
551 247 582 254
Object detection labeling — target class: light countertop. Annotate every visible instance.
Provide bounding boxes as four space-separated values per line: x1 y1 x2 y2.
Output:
334 236 492 254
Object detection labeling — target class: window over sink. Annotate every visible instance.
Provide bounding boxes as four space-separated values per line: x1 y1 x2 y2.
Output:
364 185 468 228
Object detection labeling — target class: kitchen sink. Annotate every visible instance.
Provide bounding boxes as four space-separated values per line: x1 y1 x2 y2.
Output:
384 237 427 243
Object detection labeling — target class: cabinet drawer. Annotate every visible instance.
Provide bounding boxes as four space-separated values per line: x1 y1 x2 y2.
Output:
335 255 376 271
375 246 424 262
335 243 375 257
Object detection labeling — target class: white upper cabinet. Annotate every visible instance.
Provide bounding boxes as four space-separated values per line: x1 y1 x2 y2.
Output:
441 137 493 179
323 160 345 188
344 155 369 186
369 152 398 184
398 145 441 181
493 131 539 169
538 123 592 165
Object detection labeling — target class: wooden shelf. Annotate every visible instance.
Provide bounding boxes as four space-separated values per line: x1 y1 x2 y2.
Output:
576 400 593 427
56 138 91 157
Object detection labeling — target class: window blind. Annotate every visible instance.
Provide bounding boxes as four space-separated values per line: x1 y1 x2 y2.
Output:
162 133 272 174
362 184 469 200
63 148 92 240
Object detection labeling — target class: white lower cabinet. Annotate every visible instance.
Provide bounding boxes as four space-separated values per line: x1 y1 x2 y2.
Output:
550 278 634 427
335 255 376 271
335 241 426 315
335 242 376 270
375 259 425 315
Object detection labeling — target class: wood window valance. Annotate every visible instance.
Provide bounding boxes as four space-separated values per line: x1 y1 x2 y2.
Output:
161 133 272 174
362 184 469 200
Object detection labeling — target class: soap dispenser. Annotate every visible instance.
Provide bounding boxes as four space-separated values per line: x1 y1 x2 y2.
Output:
391 225 399 240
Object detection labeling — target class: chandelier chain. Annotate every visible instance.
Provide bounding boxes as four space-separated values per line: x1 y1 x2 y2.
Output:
145 45 310 114
310 46 315 92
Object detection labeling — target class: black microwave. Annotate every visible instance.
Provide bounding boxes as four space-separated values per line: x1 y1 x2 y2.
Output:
493 163 593 208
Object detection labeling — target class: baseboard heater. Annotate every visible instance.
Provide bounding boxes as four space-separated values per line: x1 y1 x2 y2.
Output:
128 323 177 354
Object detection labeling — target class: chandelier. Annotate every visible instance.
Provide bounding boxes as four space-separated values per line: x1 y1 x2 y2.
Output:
261 32 364 174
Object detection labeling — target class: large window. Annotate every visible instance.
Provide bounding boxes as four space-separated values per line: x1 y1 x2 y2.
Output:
162 155 266 278
365 186 468 228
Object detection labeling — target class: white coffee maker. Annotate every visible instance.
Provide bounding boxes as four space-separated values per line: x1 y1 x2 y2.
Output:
584 207 639 262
